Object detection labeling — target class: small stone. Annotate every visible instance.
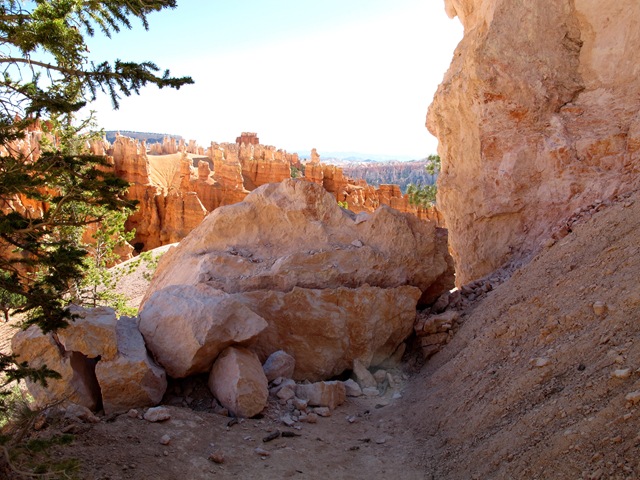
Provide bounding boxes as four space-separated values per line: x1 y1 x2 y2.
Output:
160 434 171 445
276 385 296 402
209 451 225 464
346 415 357 424
593 301 607 316
386 372 398 389
373 369 387 385
353 359 377 388
530 357 550 368
375 437 387 444
293 397 308 411
281 414 296 427
127 409 139 418
144 406 171 422
314 407 331 417
301 412 318 423
65 404 100 424
262 350 296 382
343 379 362 397
255 447 270 457
295 381 346 410
625 390 640 405
611 368 631 379
392 392 402 400
351 239 364 248
362 387 380 397
163 450 169 457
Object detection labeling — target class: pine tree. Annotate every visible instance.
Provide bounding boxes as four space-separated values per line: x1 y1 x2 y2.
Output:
0 1 193 391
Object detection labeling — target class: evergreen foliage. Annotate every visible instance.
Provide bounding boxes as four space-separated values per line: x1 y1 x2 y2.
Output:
406 155 441 207
0 0 193 402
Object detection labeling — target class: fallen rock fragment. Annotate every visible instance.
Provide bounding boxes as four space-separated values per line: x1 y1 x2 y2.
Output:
262 431 281 442
144 406 171 422
415 310 460 335
362 387 380 397
611 369 631 379
209 451 225 464
353 359 377 389
593 301 607 316
344 379 363 397
65 404 100 424
255 447 270 457
12 325 100 410
96 316 167 415
625 390 640 405
262 350 295 381
314 407 331 417
208 347 268 418
295 381 346 410
530 357 551 368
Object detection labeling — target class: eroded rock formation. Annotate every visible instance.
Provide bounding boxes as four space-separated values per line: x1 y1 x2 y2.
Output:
107 132 440 251
140 179 453 381
429 0 640 284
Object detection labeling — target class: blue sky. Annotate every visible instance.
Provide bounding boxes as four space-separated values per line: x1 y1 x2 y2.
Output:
85 0 463 159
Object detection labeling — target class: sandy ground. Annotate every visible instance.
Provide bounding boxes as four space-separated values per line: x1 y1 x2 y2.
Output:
4 187 640 479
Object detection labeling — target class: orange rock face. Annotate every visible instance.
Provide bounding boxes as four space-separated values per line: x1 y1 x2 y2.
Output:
109 133 439 251
429 0 640 284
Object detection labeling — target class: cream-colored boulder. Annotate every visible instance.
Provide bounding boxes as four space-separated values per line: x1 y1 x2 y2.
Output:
240 285 421 381
139 180 442 381
141 179 453 307
429 0 640 284
139 284 268 378
208 347 268 418
95 317 167 414
11 308 167 413
11 326 100 410
57 306 118 360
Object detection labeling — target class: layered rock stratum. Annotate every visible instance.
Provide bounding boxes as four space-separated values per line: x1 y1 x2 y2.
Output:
428 0 640 284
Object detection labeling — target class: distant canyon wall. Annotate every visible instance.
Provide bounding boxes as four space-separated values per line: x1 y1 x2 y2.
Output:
110 135 441 251
429 0 640 284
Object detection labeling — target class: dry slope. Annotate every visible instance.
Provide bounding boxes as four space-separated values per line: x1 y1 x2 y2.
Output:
405 189 640 479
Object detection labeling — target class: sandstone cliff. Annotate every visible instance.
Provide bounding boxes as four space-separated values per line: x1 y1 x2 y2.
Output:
428 0 640 284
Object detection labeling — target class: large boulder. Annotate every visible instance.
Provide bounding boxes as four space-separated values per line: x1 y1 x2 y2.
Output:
11 326 101 410
12 307 167 413
239 285 421 381
138 284 268 378
138 180 452 381
141 179 453 307
208 346 268 418
96 317 167 415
